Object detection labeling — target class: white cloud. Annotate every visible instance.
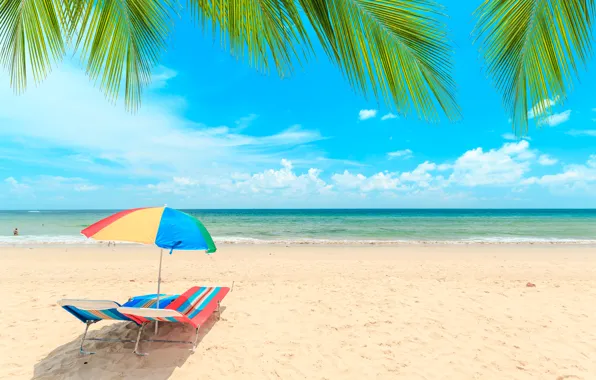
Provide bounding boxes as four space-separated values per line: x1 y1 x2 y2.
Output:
567 129 596 137
34 176 96 190
220 159 333 196
326 161 445 194
0 66 326 182
210 149 596 201
150 66 177 89
3 175 99 195
449 141 534 186
4 64 596 207
4 177 30 191
330 171 365 189
332 171 401 192
173 177 199 186
503 132 532 139
234 114 258 130
538 154 558 166
387 149 412 159
523 155 596 191
74 184 100 192
526 97 570 127
502 133 531 142
358 109 377 120
364 173 401 191
528 97 558 119
400 162 438 188
146 176 202 195
539 110 571 127
314 161 448 195
381 113 398 121
146 159 334 197
501 140 535 159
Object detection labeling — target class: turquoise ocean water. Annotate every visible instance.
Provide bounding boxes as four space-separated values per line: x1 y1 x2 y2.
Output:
1 209 596 245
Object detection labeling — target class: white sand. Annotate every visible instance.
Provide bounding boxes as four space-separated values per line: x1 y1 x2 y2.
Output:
1 244 595 379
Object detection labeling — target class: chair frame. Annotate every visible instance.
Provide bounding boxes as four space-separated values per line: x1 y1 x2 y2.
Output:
73 301 221 356
60 286 227 356
127 300 221 356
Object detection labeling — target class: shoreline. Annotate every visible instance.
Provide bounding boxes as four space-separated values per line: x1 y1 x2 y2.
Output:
3 238 596 248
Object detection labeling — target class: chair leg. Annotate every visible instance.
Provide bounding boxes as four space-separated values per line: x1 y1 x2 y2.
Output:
133 323 149 356
79 321 96 356
191 327 200 353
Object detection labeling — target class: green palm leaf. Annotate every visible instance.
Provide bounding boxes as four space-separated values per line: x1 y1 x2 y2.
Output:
68 0 175 111
0 0 459 120
189 0 460 122
188 0 311 77
297 0 460 122
474 0 595 134
0 0 65 93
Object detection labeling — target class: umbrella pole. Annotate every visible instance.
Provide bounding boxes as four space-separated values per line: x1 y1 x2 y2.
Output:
155 248 163 335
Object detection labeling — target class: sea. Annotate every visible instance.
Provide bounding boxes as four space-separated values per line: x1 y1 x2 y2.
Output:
1 209 596 246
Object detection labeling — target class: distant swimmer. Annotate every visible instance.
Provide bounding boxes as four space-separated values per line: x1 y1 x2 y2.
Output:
13 228 18 236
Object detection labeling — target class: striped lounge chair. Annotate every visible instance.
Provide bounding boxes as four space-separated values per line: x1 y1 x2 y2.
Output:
58 294 178 355
118 286 230 355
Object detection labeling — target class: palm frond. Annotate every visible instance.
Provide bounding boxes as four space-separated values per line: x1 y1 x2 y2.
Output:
297 0 460 122
188 0 311 77
474 0 595 134
1 0 460 120
0 0 65 93
68 0 176 111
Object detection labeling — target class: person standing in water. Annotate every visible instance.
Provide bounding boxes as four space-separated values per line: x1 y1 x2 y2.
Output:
13 228 18 236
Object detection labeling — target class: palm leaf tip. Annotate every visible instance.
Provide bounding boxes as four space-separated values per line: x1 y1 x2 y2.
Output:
474 0 595 134
0 0 66 93
297 0 461 122
188 0 312 78
66 0 176 111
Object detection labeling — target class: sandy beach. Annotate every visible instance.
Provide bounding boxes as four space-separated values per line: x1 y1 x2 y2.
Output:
1 244 595 379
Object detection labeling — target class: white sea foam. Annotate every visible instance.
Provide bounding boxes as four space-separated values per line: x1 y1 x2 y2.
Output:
213 236 596 246
1 235 596 246
0 235 93 245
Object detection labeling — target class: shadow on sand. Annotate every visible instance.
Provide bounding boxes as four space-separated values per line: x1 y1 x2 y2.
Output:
33 307 226 379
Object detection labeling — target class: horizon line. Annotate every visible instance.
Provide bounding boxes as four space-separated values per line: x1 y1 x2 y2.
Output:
3 208 596 212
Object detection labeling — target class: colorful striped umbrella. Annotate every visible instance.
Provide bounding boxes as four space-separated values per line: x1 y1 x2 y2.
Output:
81 206 216 253
81 206 217 333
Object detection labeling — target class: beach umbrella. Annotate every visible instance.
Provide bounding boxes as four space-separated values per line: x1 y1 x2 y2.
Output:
81 206 216 332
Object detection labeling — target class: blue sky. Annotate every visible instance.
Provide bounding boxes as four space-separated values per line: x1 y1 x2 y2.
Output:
1 1 596 209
